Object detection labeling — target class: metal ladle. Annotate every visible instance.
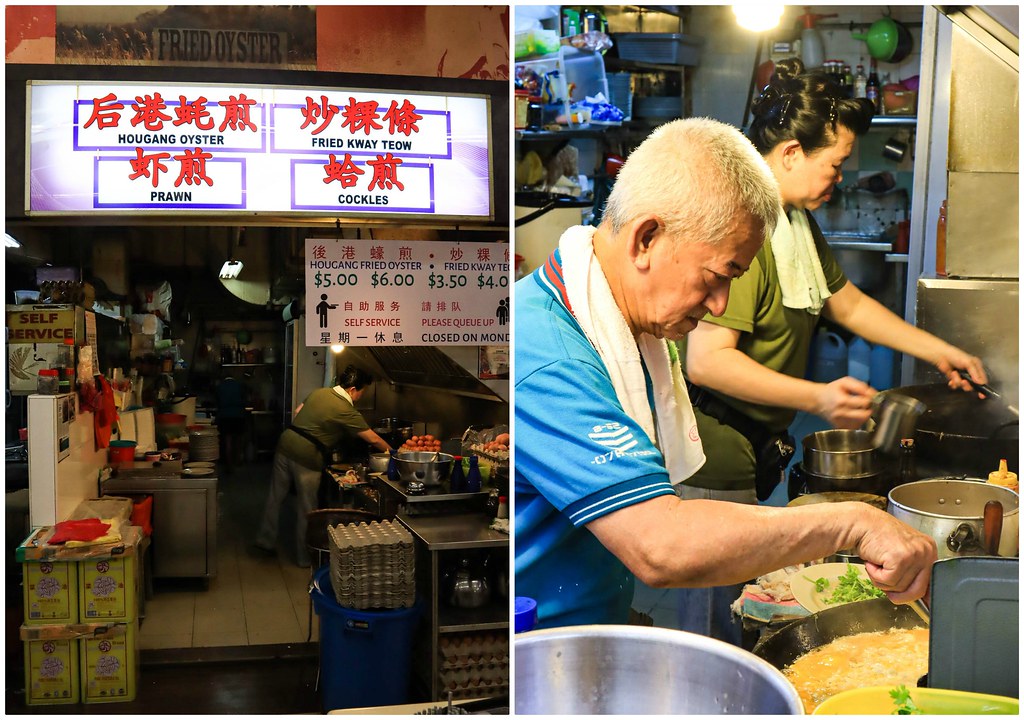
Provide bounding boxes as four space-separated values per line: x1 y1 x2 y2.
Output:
869 392 926 455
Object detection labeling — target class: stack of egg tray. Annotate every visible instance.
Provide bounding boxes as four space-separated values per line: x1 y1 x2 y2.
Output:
327 520 415 610
437 631 509 700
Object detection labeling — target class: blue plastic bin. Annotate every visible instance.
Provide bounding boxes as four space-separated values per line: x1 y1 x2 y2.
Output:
311 566 420 711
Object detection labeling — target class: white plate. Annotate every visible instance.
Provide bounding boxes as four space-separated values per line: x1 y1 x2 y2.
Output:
791 562 882 613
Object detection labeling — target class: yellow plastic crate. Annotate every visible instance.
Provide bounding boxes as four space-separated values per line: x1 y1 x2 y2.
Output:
23 561 78 625
24 637 80 705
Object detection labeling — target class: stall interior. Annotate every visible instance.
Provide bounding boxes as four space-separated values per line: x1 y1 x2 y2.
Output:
5 224 509 669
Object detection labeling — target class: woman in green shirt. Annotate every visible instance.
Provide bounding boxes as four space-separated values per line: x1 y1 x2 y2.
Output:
674 57 986 644
255 365 391 567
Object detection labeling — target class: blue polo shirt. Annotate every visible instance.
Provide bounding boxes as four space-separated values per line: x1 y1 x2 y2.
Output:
514 250 676 629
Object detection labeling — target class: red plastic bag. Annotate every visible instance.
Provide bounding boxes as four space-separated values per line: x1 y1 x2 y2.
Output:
49 518 111 544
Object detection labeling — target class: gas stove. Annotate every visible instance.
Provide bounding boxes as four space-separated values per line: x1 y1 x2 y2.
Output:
372 474 488 516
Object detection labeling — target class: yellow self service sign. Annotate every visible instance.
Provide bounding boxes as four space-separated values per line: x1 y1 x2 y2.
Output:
6 305 76 344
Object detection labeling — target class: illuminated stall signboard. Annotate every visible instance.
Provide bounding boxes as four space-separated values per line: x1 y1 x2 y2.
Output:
26 81 493 220
304 238 510 347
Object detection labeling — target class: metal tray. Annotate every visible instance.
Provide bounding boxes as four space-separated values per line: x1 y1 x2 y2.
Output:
929 556 1018 697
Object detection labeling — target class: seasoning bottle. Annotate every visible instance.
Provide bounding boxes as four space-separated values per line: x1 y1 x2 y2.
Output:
897 438 917 485
866 58 881 113
853 64 867 99
497 495 509 520
465 455 483 493
486 488 500 518
449 455 466 493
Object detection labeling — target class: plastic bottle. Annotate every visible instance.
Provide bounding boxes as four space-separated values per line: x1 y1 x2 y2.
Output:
561 7 580 37
854 64 867 99
812 329 848 383
869 344 896 391
387 450 400 483
898 438 918 485
449 455 466 492
497 496 509 520
465 455 483 493
847 337 872 383
795 8 837 70
514 596 539 633
843 64 853 97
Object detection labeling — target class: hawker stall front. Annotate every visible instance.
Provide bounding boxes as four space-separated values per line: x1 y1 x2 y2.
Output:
5 5 509 714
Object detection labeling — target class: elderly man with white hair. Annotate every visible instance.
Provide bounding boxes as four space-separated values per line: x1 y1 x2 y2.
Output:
513 117 936 630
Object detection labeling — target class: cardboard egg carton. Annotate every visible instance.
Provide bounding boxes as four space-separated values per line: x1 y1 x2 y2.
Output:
328 520 416 609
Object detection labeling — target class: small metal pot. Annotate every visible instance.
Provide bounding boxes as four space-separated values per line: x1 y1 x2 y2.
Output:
394 451 453 486
802 429 878 478
368 453 390 474
888 478 1019 559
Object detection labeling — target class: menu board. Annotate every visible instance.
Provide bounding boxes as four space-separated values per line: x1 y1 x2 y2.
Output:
26 80 492 220
304 238 510 347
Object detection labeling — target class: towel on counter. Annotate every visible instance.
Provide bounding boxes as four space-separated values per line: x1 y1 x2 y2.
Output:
558 225 705 485
771 207 832 315
731 564 812 623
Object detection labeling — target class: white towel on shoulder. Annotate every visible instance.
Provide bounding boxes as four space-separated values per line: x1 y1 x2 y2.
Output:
558 225 705 485
771 207 832 315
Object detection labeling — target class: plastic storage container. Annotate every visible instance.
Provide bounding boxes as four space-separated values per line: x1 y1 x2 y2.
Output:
311 566 420 711
811 331 848 383
36 369 59 395
847 337 872 383
612 33 702 65
869 345 896 390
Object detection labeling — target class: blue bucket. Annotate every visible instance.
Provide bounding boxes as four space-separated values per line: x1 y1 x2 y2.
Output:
310 566 420 711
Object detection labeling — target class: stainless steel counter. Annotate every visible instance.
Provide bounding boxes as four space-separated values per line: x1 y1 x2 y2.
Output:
103 467 217 580
397 512 508 550
396 512 509 701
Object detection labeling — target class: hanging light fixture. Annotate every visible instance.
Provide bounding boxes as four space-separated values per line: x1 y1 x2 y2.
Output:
219 259 244 279
732 4 784 32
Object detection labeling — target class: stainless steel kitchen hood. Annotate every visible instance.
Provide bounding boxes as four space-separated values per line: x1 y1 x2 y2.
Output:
345 346 505 402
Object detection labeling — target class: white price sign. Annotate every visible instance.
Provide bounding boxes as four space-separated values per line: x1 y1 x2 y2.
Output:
304 238 511 347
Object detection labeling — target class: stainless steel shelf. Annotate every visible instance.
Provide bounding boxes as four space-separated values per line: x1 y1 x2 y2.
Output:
438 603 509 633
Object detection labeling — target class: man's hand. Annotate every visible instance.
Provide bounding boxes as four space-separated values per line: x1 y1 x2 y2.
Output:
850 507 937 604
814 376 876 429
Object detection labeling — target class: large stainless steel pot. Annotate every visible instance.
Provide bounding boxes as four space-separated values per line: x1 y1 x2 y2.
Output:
515 624 803 714
752 599 926 670
888 478 1019 559
393 451 453 487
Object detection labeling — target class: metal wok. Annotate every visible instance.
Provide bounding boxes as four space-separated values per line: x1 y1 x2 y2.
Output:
878 384 1018 478
751 598 927 671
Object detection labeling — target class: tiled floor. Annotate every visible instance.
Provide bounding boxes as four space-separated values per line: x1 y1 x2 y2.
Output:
138 458 320 650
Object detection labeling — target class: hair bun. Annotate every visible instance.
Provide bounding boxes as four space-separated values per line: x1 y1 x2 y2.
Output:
771 57 805 83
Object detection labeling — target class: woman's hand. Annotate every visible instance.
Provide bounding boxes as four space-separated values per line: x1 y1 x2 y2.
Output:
814 376 876 428
931 344 987 395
